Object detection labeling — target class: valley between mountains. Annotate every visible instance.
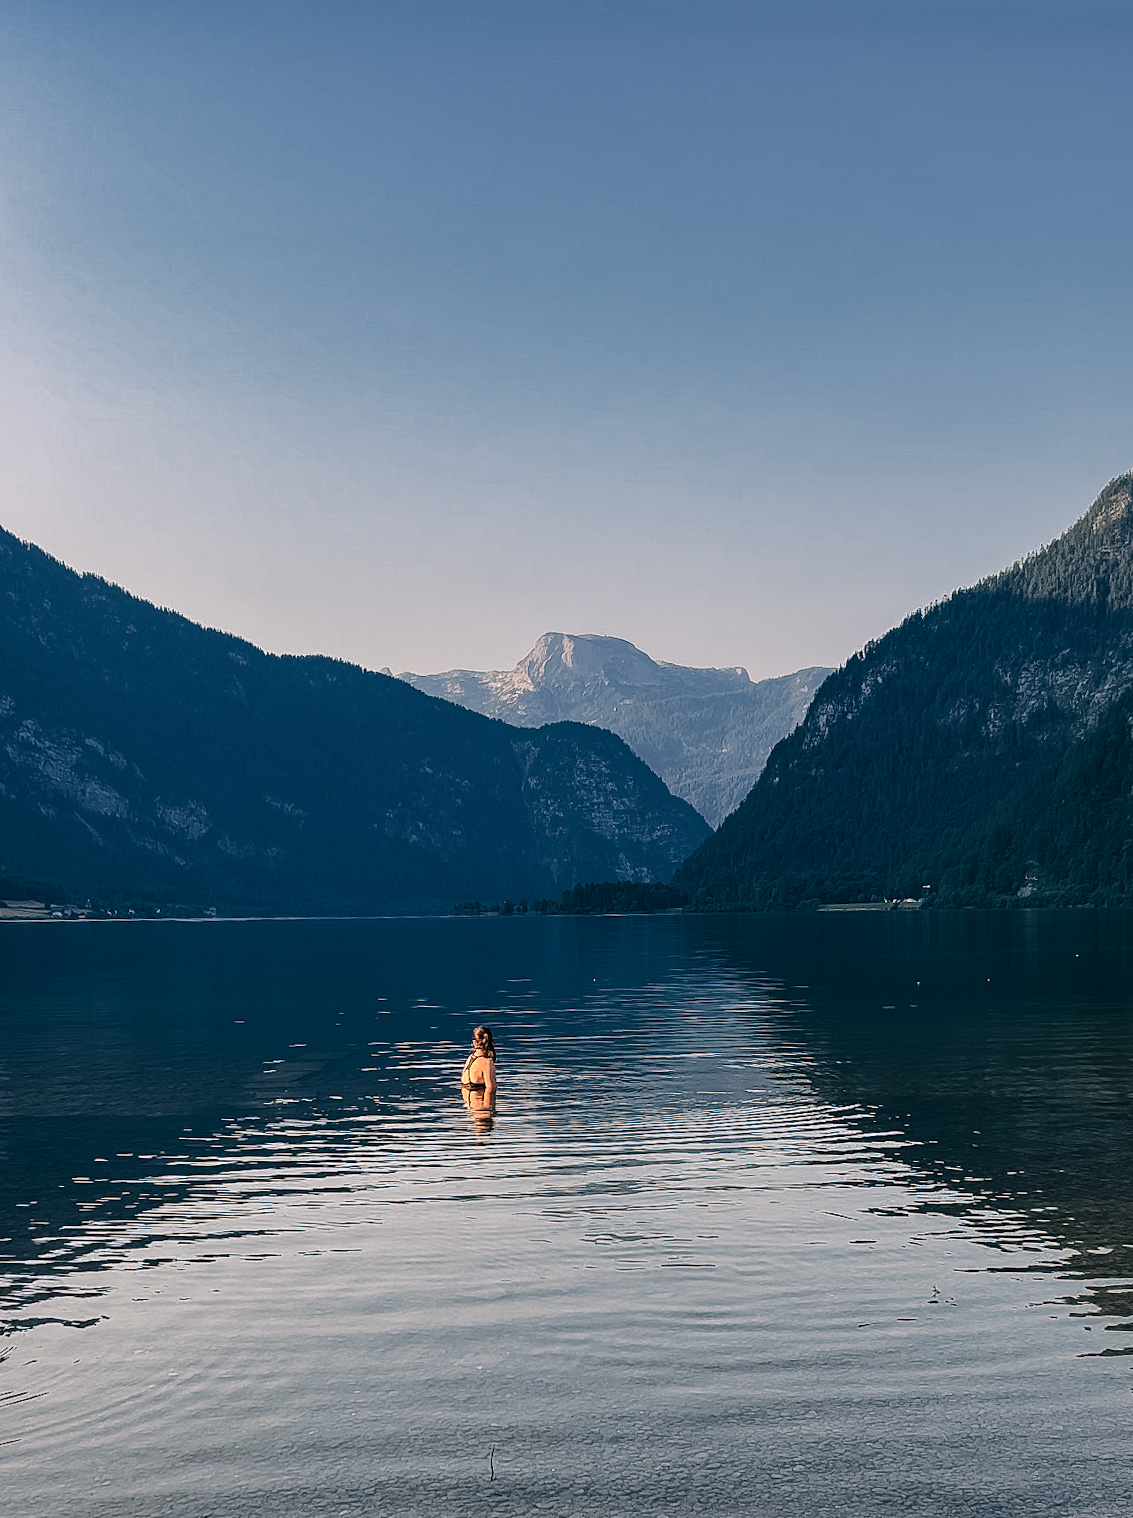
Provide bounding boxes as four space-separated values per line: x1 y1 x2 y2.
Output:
397 633 828 828
7 473 1133 914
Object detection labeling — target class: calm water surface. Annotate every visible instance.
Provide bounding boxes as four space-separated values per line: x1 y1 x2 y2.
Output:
1 911 1131 1515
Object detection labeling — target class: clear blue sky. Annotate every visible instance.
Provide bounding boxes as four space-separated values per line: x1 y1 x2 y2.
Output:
1 1 1131 678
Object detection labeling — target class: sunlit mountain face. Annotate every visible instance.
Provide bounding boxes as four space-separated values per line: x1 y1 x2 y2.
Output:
399 631 830 827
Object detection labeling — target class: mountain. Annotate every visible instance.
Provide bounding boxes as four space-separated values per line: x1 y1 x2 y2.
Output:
397 633 830 827
0 529 710 913
678 473 1133 909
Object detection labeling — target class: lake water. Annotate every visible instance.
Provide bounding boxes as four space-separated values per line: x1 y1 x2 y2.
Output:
1 911 1131 1516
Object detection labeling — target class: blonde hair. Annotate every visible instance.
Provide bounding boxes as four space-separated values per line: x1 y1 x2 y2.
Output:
472 1025 495 1058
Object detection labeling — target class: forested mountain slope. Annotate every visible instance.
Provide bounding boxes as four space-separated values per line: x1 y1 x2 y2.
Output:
0 529 709 913
399 632 829 826
679 473 1133 908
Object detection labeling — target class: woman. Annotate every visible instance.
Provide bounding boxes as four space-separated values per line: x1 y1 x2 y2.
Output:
461 1025 497 1098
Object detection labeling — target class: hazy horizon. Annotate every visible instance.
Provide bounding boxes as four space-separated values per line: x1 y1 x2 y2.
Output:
2 2 1132 680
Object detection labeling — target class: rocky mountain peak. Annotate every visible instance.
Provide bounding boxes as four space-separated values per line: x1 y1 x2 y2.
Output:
1082 472 1133 549
521 632 691 693
400 636 831 827
988 472 1133 611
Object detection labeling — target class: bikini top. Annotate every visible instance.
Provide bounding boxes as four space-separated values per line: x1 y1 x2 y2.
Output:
461 1054 494 1088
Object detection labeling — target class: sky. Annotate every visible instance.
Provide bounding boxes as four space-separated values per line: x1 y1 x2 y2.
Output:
1 1 1132 680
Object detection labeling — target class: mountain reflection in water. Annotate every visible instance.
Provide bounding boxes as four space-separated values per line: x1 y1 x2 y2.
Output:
0 913 1131 1517
711 910 1133 1334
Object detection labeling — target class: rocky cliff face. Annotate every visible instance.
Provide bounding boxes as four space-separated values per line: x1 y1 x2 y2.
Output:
399 633 830 826
0 531 709 912
679 473 1133 908
509 723 707 885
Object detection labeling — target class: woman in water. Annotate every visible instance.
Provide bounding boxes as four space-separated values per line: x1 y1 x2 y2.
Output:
461 1025 496 1098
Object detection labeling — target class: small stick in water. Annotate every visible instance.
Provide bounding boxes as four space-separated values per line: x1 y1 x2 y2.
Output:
489 1444 496 1481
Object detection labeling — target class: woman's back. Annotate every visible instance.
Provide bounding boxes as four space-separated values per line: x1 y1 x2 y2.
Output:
461 1052 494 1089
461 1026 496 1095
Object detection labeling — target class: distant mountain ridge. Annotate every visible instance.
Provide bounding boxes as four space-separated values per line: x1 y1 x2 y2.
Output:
678 473 1133 909
0 530 709 913
398 633 830 826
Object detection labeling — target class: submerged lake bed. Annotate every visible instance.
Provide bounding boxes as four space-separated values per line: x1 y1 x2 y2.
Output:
1 912 1131 1516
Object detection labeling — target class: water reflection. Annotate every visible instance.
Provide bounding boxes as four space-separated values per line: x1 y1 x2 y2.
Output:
3 914 1133 1515
707 910 1133 1342
0 917 693 1322
1 915 1131 1288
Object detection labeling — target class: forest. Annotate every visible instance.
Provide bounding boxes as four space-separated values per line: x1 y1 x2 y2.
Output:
679 474 1133 909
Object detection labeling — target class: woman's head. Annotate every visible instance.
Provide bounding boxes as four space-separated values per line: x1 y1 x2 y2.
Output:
472 1025 495 1058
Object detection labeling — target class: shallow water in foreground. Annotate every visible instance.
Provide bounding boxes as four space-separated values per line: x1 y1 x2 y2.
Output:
1 910 1131 1515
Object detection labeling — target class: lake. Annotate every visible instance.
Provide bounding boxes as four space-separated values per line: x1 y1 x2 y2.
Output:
1 910 1131 1516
